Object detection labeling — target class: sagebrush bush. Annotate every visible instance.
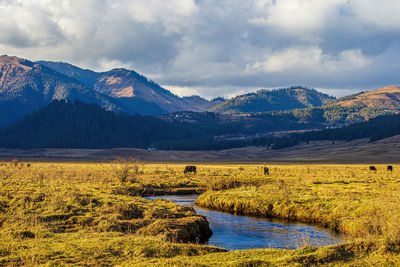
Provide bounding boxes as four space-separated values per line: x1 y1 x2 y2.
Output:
111 157 140 183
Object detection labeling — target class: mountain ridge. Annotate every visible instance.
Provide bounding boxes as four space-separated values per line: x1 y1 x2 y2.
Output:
0 55 123 127
2 55 400 131
332 85 400 109
0 55 226 127
209 87 335 114
38 60 221 114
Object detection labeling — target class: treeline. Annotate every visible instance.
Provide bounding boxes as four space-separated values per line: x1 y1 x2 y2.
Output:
252 113 400 150
167 111 400 151
0 100 197 149
0 100 287 150
255 104 392 125
1 100 400 151
0 100 304 150
301 113 400 142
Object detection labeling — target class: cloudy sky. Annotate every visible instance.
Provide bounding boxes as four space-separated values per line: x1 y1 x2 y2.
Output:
1 0 399 98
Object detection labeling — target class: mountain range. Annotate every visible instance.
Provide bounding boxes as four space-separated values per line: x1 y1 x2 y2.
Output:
209 85 400 120
38 61 223 114
1 55 400 137
0 56 222 126
0 56 124 127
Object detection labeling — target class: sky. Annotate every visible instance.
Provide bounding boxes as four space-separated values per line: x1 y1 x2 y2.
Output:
0 0 399 99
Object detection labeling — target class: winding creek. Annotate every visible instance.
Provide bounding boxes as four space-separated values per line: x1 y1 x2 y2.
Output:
145 194 346 251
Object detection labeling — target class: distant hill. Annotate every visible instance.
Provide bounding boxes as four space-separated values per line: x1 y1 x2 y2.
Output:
162 85 400 138
209 87 335 114
333 85 400 110
38 61 222 115
0 56 122 127
265 112 400 150
245 85 400 127
182 96 224 112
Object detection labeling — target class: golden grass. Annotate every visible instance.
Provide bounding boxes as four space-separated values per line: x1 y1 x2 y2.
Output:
136 239 400 266
1 160 400 265
0 160 222 265
337 85 400 109
197 164 400 239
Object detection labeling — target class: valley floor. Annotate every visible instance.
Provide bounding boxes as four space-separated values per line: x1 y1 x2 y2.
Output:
2 135 400 164
1 161 400 265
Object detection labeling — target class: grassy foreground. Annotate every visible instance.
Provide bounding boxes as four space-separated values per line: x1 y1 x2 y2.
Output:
197 165 400 238
1 160 400 265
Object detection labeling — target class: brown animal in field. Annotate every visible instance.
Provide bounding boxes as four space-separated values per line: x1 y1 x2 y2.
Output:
264 167 269 175
387 165 393 172
184 166 196 174
369 166 377 171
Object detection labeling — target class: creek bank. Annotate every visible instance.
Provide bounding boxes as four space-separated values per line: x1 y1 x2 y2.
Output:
145 194 345 250
112 185 205 197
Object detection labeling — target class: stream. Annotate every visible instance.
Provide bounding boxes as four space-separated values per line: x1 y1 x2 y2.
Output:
145 194 346 251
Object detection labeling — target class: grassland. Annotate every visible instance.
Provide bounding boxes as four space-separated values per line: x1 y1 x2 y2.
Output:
1 160 400 265
197 164 400 238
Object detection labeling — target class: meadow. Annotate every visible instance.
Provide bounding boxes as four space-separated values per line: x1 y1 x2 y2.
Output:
1 159 400 266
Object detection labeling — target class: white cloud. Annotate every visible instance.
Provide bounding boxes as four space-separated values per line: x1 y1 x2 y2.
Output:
0 0 399 98
98 58 134 71
250 0 347 34
163 85 199 97
124 0 197 33
248 47 369 73
165 85 257 99
0 1 65 47
349 0 400 29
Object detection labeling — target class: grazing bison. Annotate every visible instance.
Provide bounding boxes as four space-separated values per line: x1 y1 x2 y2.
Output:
184 166 197 174
264 167 269 175
387 165 393 172
369 166 377 171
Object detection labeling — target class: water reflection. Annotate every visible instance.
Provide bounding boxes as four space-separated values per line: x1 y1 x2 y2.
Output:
145 194 345 251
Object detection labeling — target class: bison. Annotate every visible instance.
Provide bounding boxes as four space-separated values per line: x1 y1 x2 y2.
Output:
264 167 269 175
387 165 393 172
184 165 197 174
369 166 377 171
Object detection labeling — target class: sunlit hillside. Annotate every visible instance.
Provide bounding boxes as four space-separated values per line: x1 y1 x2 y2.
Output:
333 85 400 109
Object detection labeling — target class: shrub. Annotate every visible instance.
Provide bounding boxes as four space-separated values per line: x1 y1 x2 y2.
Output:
111 157 140 183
